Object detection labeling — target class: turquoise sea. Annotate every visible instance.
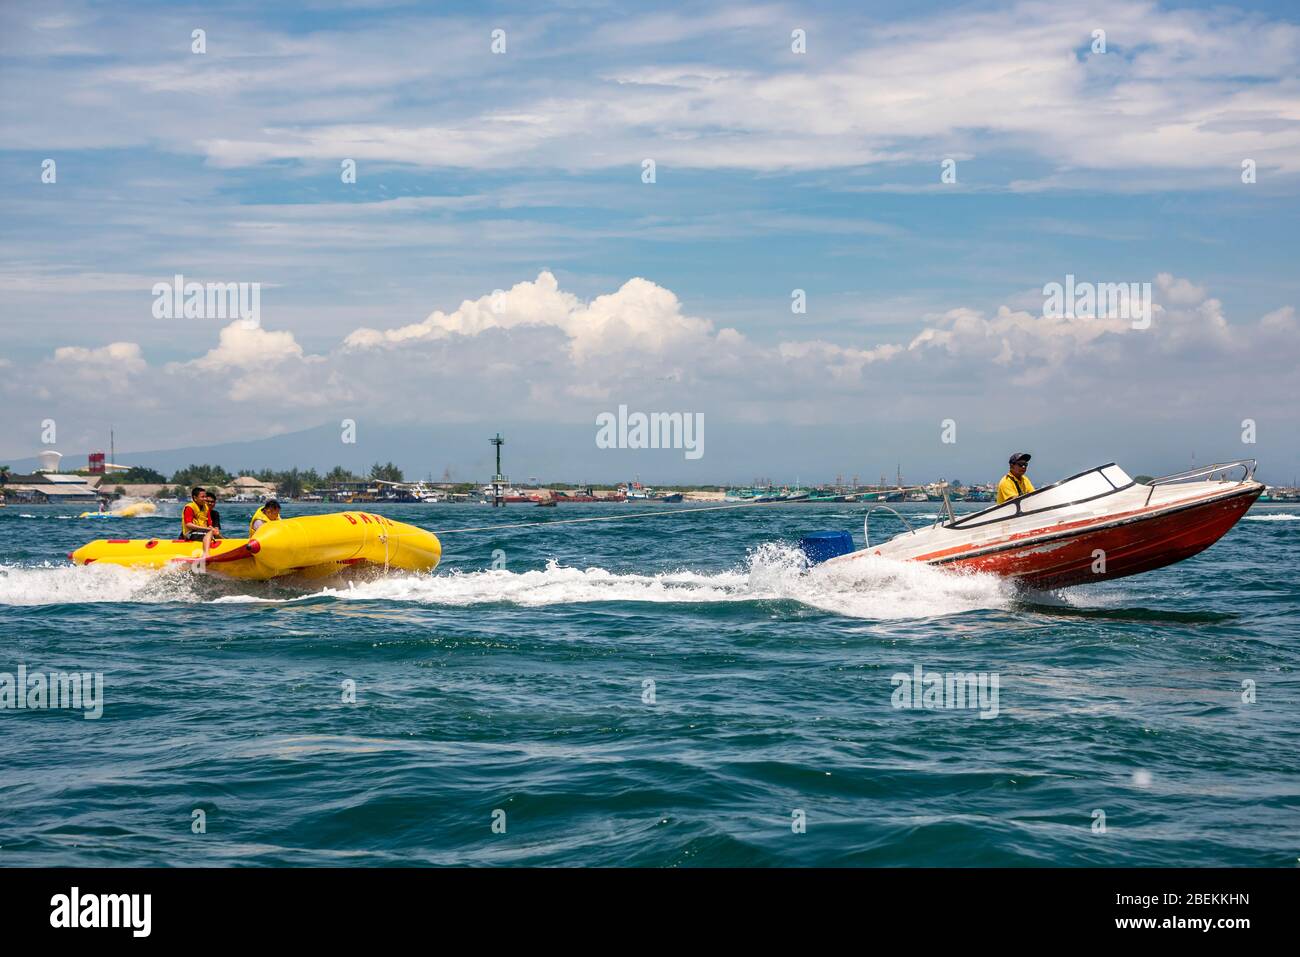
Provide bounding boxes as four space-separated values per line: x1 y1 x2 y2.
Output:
1 500 1296 866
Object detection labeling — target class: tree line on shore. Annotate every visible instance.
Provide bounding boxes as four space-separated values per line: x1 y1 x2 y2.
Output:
98 463 407 499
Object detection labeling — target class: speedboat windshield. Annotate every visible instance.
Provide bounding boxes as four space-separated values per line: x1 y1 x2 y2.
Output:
948 464 1134 530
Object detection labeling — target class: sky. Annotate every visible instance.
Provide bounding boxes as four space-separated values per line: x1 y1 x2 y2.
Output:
1 0 1297 485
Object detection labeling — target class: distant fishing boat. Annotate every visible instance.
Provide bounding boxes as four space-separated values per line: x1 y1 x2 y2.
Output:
374 480 446 503
806 491 859 503
554 487 626 503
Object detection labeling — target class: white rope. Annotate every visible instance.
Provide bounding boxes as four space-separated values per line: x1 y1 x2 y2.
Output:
432 496 820 536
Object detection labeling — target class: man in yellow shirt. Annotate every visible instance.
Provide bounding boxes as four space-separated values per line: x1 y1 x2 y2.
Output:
996 452 1035 504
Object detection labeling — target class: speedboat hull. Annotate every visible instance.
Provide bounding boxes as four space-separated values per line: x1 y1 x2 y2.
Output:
929 484 1259 589
830 462 1262 590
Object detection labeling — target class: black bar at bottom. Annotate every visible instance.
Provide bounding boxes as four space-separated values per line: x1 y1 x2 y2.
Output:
1 867 1289 941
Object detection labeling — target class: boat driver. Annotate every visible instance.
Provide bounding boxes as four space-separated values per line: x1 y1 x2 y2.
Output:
996 452 1036 504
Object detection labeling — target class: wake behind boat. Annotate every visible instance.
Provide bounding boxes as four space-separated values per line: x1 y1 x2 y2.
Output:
819 460 1263 590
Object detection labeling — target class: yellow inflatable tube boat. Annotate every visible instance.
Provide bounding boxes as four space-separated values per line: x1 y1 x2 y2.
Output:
69 511 441 580
78 501 158 518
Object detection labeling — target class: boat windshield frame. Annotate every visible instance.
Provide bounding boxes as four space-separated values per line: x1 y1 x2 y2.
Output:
944 459 1257 531
944 462 1134 530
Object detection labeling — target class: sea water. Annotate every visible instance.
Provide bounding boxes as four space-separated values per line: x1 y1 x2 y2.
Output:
0 501 1296 865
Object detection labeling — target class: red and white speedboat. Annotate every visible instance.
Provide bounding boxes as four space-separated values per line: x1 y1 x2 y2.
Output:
827 461 1263 590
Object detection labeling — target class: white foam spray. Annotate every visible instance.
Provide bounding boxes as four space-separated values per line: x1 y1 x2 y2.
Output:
0 562 201 606
0 545 1016 620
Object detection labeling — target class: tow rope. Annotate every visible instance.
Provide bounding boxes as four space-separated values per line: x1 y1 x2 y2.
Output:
431 496 815 536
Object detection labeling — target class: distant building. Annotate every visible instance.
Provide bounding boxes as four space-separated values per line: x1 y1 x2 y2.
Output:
2 472 99 504
221 476 279 501
90 479 177 500
322 480 379 501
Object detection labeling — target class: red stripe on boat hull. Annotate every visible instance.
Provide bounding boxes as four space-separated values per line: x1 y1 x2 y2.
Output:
940 488 1261 589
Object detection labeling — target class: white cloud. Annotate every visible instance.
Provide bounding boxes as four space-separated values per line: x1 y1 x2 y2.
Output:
1156 272 1208 306
345 270 724 363
5 2 1299 180
0 269 163 294
52 341 147 372
12 268 1291 448
1259 306 1296 333
182 322 306 372
38 342 149 403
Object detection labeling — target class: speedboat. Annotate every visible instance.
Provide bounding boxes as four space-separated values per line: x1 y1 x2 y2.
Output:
824 461 1263 590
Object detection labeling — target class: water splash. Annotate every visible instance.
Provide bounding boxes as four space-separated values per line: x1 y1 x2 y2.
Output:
259 543 1011 620
0 562 202 605
0 544 1016 620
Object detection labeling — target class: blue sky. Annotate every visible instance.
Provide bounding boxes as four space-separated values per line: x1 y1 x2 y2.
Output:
1 0 1298 484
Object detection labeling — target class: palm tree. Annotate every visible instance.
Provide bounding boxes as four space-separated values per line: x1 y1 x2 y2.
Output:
369 461 404 483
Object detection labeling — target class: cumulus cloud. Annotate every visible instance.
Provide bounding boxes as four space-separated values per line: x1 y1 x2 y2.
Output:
346 270 725 363
52 341 147 371
182 322 307 372
907 305 1131 368
13 269 1293 448
29 342 150 405
1259 306 1296 334
1155 272 1209 307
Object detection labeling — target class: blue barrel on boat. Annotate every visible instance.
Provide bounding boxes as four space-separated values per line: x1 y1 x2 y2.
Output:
798 530 854 565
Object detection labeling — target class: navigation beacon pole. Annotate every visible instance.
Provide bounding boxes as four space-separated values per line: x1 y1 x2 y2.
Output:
490 433 505 507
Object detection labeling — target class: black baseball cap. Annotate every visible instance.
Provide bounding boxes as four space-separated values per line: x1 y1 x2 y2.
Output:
1009 452 1032 465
